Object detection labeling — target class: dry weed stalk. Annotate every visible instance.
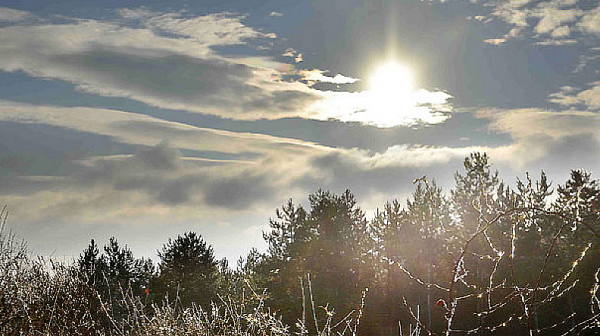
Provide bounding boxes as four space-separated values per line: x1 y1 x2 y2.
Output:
396 178 600 335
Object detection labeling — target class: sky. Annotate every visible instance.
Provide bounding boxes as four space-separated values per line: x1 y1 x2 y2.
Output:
0 0 600 263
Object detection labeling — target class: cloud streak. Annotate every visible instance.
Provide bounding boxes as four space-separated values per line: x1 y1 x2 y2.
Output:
0 101 487 224
477 107 600 168
0 15 321 120
0 6 29 22
299 69 360 84
0 7 453 127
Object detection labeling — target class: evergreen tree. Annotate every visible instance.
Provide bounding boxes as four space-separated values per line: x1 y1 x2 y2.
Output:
452 152 500 234
154 232 218 308
258 190 375 332
370 200 407 335
78 237 153 294
77 237 154 324
103 237 137 286
556 169 600 235
405 179 452 329
77 239 106 287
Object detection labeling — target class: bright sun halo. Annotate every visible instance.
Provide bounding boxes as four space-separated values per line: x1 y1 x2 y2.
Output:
365 62 415 127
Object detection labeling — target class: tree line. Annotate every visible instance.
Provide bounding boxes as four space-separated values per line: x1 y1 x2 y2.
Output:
75 152 600 335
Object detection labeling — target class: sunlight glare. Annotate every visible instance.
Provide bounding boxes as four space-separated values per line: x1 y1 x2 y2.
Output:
367 62 415 127
369 62 414 97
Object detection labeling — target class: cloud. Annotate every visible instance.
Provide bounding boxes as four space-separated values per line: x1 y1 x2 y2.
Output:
578 5 600 35
76 145 277 209
203 172 274 209
322 144 491 170
0 7 456 128
484 38 507 45
0 100 328 157
535 38 578 45
532 3 582 36
549 83 600 110
573 53 600 73
0 101 322 220
482 108 600 141
282 48 303 63
0 13 326 120
117 9 276 44
550 25 570 37
269 11 284 17
299 69 360 84
313 89 452 128
78 146 195 205
57 50 320 119
489 0 532 36
0 7 29 22
0 101 484 223
131 141 181 170
471 15 488 22
304 143 501 209
282 48 296 57
477 107 600 168
476 0 595 44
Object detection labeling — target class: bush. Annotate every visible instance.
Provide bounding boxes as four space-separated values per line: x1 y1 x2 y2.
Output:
0 230 110 334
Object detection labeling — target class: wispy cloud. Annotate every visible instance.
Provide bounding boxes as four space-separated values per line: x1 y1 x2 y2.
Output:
0 7 454 128
299 69 360 84
535 38 578 45
549 83 600 110
578 5 600 35
477 107 600 168
0 6 30 22
472 0 598 45
0 100 484 223
484 38 506 45
0 100 322 221
0 11 322 120
117 8 277 43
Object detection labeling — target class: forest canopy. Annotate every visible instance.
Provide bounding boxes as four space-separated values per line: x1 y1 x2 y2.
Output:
1 152 599 336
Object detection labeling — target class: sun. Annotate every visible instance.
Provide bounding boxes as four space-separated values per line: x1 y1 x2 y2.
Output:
369 62 414 97
366 62 415 126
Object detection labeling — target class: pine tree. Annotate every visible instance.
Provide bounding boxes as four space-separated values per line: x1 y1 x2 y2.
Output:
77 239 106 287
154 232 218 308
